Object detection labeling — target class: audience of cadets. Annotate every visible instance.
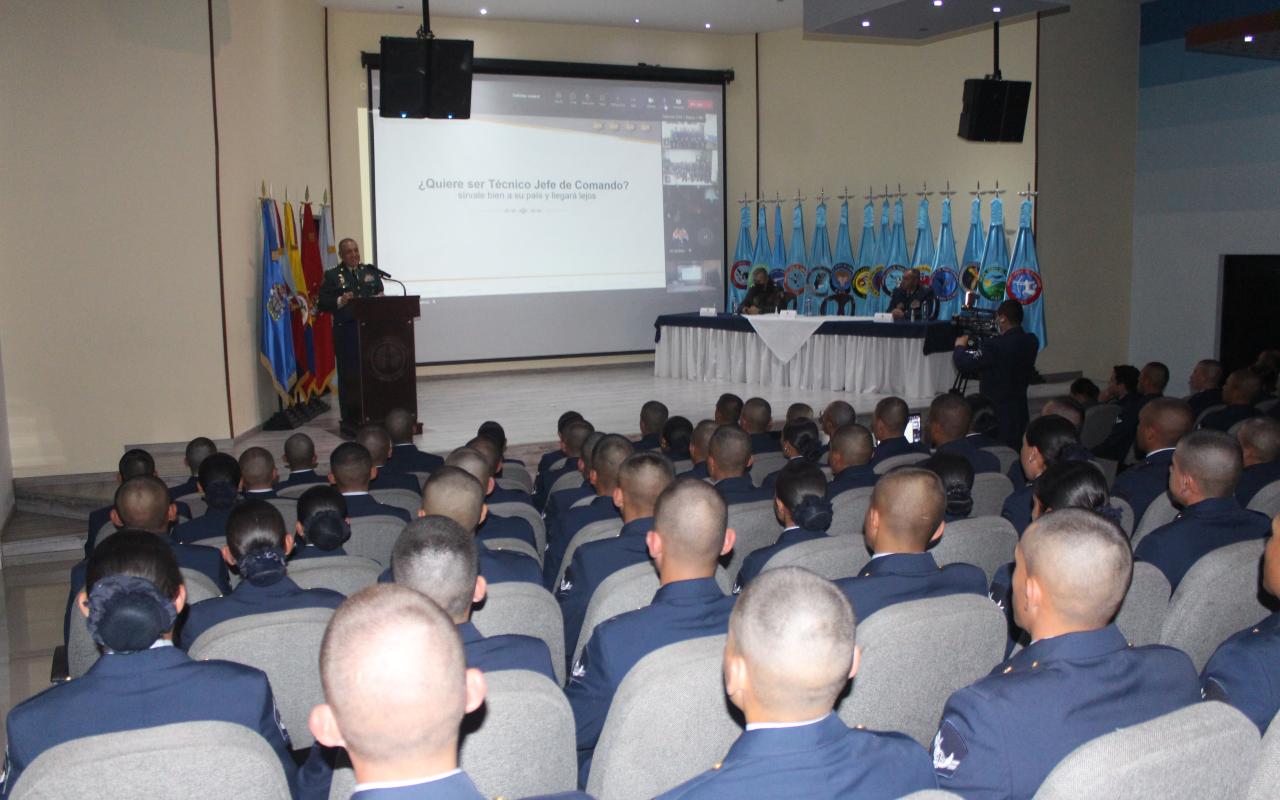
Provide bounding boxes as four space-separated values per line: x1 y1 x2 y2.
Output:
635 400 669 451
740 398 780 454
680 420 719 481
1186 358 1226 420
835 469 986 621
567 479 737 786
760 418 823 492
952 300 1040 449
382 407 444 475
171 452 242 544
1069 376 1101 409
1134 430 1272 591
466 435 531 506
660 415 693 463
392 515 556 682
1237 417 1280 506
921 452 976 523
1201 511 1280 733
557 452 676 662
1006 396 1086 487
476 419 525 473
869 396 924 468
238 447 279 499
545 435 635 588
1110 397 1195 521
706 426 771 505
445 447 539 552
173 436 217 498
714 392 743 426
735 462 833 591
963 395 1002 449
280 433 327 489
8 533 297 798
1092 362 1167 463
326 443 412 523
535 410 586 505
1002 415 1086 536
925 394 1001 474
548 431 605 523
818 400 857 458
933 509 1201 799
357 425 421 494
85 449 193 554
826 424 878 497
1200 367 1265 432
541 420 597 516
658 567 936 799
290 485 352 561
178 500 344 649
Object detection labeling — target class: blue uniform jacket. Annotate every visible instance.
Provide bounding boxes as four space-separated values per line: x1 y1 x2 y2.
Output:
386 443 444 475
749 432 782 454
178 575 344 649
1187 388 1223 421
278 468 327 489
952 326 1040 449
1134 496 1270 590
557 517 654 668
1237 460 1280 508
169 476 201 498
656 714 936 800
86 499 194 555
342 492 413 523
835 552 987 622
987 562 1025 658
734 527 822 593
369 469 421 494
713 475 772 506
828 464 878 497
544 495 620 589
1090 392 1153 463
2 645 296 798
457 621 556 684
678 461 711 481
634 432 662 451
351 772 483 799
546 483 594 523
1000 483 1035 537
966 432 1003 449
567 577 735 785
932 625 1200 800
937 438 1002 474
170 505 234 544
476 512 537 550
1200 403 1262 433
869 436 926 469
1111 448 1176 524
1201 610 1280 733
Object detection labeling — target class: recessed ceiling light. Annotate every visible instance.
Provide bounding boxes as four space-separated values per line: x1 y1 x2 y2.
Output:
704 22 712 29
479 7 488 15
634 17 640 24
933 0 943 6
1244 34 1255 43
861 19 871 28
992 5 1002 12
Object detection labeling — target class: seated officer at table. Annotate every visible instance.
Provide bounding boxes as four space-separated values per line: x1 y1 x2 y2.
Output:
827 424 878 498
888 268 938 322
737 266 782 315
317 237 383 312
932 509 1200 799
657 567 936 799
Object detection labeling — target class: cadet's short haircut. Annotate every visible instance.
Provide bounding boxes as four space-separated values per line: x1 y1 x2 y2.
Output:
283 433 316 469
871 468 945 548
579 431 605 474
464 436 501 474
476 421 507 455
330 442 374 491
829 424 874 467
86 531 182 603
118 448 155 480
928 393 973 442
563 420 595 457
1112 365 1139 395
421 466 485 531
742 397 772 432
444 447 491 485
226 498 288 559
662 416 694 454
1139 397 1194 450
997 299 1023 325
1141 361 1170 393
1175 429 1243 498
1021 508 1132 628
873 397 909 436
691 419 719 457
384 408 417 445
1224 367 1264 406
1069 378 1100 402
1239 416 1280 463
652 479 728 566
967 394 999 437
640 400 669 435
557 410 584 435
391 515 477 620
1040 396 1085 431
238 447 275 487
618 452 677 516
114 475 172 532
821 400 856 432
1195 359 1224 387
709 425 752 475
591 434 636 492
356 425 393 467
731 566 855 711
319 585 466 763
184 437 217 475
715 393 743 424
197 452 241 508
786 402 814 423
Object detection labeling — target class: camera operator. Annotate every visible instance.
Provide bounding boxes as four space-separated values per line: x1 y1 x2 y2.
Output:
953 299 1039 449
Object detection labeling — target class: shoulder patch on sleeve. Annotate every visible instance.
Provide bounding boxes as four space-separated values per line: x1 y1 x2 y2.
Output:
933 721 968 779
273 699 292 749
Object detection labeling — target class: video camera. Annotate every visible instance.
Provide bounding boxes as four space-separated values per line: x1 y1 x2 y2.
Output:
953 306 1000 349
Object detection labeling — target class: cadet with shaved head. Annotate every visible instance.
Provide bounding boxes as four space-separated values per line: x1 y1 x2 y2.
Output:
546 430 606 523
819 400 857 439
85 448 194 554
740 397 781 454
534 411 586 503
658 567 935 799
1111 397 1195 521
568 479 737 785
714 392 743 426
933 509 1200 798
327 442 411 522
835 469 986 621
1187 358 1225 419
544 434 635 588
280 432 326 489
444 446 538 552
172 436 218 498
1200 367 1264 432
827 424 877 497
357 424 420 493
680 419 720 481
465 435 531 507
383 407 444 476
1135 429 1271 590
707 425 771 505
537 418 595 511
1235 416 1280 506
925 393 1001 474
869 396 925 468
660 415 694 462
238 446 279 499
636 400 669 451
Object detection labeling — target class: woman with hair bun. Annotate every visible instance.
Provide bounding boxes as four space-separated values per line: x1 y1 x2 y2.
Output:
734 462 833 591
3 531 297 794
922 451 976 522
761 418 825 493
290 485 352 561
1001 415 1092 536
171 452 243 545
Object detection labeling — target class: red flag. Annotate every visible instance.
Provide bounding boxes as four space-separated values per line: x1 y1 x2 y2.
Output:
301 203 335 394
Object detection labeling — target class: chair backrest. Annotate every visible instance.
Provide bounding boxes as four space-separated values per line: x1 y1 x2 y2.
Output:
1159 539 1269 671
570 494 596 510
287 555 383 596
873 451 929 475
344 515 408 566
586 635 741 800
1108 496 1135 536
459 670 577 797
498 465 534 494
1130 492 1179 548
1246 708 1280 800
1092 457 1118 489
484 537 541 564
671 459 693 474
1080 403 1120 450
830 487 874 538
67 609 99 680
1195 403 1227 427
547 455 569 473
548 470 584 496
574 562 660 668
835 594 1005 747
970 472 1014 518
1111 561 1172 647
982 445 1019 476
820 293 854 315
174 493 208 519
368 488 421 517
749 452 789 487
555 517 625 589
188 607 335 748
180 568 222 603
1033 701 1260 800
274 483 311 499
487 502 547 554
759 535 870 582
409 470 432 491
266 498 298 532
10 720 291 800
472 582 567 685
1248 479 1280 518
94 521 119 551
723 500 782 580
189 536 226 550
929 516 1018 583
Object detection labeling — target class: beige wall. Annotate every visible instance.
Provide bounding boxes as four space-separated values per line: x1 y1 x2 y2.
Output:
0 335 12 523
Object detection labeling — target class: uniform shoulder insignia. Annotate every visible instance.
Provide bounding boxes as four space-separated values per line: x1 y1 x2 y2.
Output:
571 659 587 681
712 761 723 771
1203 677 1230 704
932 722 968 778
273 700 292 749
558 575 573 593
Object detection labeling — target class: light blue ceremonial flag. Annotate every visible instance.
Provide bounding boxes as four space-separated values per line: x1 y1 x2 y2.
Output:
770 203 787 285
783 201 809 311
746 203 771 312
829 201 856 317
1008 197 1047 351
976 197 1010 310
932 198 964 321
853 201 877 316
961 196 986 307
871 198 891 311
729 205 753 312
260 199 297 402
880 197 911 304
807 202 833 316
910 197 935 284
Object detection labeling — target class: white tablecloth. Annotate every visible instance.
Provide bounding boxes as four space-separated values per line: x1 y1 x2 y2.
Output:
654 323 955 396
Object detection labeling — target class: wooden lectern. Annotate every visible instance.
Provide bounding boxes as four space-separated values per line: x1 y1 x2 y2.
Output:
332 295 421 436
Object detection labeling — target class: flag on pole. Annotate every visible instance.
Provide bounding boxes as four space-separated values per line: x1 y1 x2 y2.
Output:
319 203 339 271
807 201 833 316
783 201 809 311
301 202 336 395
829 200 857 317
282 201 313 399
747 203 771 311
729 204 753 313
870 198 891 312
1007 197 1047 351
770 203 787 286
932 197 964 321
853 201 877 316
881 197 911 302
976 196 1010 310
260 199 297 402
910 197 935 284
961 196 986 307
273 201 310 402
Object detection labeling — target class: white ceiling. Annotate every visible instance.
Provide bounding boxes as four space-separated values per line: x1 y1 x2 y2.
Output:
319 0 804 35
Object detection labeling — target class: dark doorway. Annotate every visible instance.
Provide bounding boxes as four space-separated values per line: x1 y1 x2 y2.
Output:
1220 255 1280 374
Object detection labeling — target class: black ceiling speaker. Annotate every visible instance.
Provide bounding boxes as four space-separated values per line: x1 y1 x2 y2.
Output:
958 19 1031 143
379 35 474 120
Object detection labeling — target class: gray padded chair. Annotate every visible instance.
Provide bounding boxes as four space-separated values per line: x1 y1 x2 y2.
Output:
459 670 577 797
570 494 596 510
275 483 311 500
1112 561 1172 647
92 521 119 551
929 516 1018 584
1159 538 1269 671
1247 480 1280 518
1108 496 1135 536
836 594 1005 747
723 500 782 580
671 459 693 474
970 473 1014 518
174 493 208 519
1080 403 1120 450
873 451 929 475
10 720 291 800
749 452 789 487
548 470 584 496
830 487 873 538
409 470 432 491
328 763 355 800
266 498 297 532
1032 701 1261 800
759 535 870 582
189 536 226 550
1093 457 1118 489
484 537 541 564
546 456 569 474
555 517 625 589
1246 708 1280 800
981 445 1019 476
344 515 408 566
369 488 421 517
586 635 741 800
1195 403 1227 428
188 607 334 748
472 582 566 685
488 501 547 554
1130 492 1179 549
287 555 382 596
498 464 534 494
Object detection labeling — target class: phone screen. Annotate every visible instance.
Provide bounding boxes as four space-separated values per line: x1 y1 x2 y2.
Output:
905 414 922 444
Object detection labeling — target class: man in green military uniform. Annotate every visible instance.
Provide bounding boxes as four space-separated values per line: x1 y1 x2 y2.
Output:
318 238 385 312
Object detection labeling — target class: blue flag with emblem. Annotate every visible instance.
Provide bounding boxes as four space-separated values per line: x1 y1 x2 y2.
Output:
770 203 787 286
729 204 753 313
871 198 891 312
853 201 877 316
260 199 297 402
783 201 809 312
745 203 771 312
961 196 986 307
932 198 963 320
1008 197 1047 351
828 201 856 316
910 196 935 285
881 197 911 306
976 196 1010 310
807 202 834 315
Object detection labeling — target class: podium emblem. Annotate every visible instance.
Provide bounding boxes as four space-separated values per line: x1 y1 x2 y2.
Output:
370 337 409 382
